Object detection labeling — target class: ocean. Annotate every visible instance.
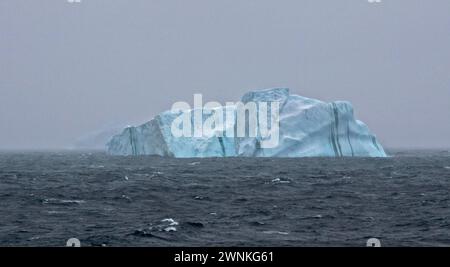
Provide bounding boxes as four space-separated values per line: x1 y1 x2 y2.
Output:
0 150 449 247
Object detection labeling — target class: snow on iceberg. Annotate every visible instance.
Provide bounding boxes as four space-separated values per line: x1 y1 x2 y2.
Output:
107 88 387 157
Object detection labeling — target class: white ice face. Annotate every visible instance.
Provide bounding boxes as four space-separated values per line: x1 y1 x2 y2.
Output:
107 88 387 158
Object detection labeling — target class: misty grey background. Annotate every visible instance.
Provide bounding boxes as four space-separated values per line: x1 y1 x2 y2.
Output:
1 0 449 150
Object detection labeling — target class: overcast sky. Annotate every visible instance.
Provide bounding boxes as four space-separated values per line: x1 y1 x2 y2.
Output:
1 0 449 149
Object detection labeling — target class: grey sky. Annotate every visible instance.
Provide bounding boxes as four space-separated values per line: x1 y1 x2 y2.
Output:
1 0 449 149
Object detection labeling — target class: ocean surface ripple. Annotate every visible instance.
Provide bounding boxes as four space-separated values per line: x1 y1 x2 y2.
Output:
0 150 449 246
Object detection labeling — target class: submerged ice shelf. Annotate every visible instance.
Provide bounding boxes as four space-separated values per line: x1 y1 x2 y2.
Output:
107 88 387 157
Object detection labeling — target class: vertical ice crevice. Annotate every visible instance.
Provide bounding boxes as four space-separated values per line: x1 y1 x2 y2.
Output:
156 115 174 157
128 127 137 156
347 122 355 157
329 105 339 157
371 136 381 152
332 103 343 157
217 136 226 157
329 103 343 157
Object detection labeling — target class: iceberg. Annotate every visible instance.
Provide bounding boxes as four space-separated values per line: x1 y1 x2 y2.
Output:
107 88 387 157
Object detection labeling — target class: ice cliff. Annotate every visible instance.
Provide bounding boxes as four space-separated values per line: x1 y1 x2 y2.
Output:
107 88 387 157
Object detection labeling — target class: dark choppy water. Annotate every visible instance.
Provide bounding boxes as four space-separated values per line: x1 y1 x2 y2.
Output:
0 150 449 247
